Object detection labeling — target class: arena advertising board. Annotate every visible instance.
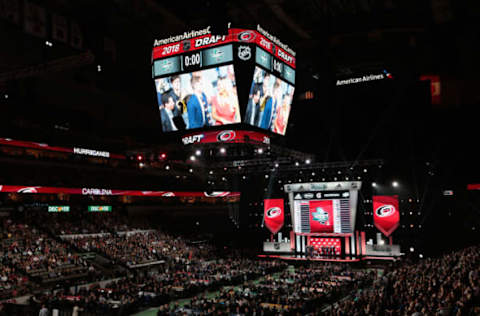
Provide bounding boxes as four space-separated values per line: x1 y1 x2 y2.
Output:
0 185 239 198
181 130 270 145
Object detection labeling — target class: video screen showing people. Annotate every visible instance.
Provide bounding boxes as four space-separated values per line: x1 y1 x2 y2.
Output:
155 65 241 132
244 66 294 135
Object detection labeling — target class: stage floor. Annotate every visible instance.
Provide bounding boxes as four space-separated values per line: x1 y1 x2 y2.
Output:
258 254 398 262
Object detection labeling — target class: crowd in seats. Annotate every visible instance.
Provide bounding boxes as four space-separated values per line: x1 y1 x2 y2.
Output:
157 263 374 315
0 261 33 300
329 246 480 316
33 212 111 236
70 230 216 267
32 260 287 315
0 217 93 284
31 211 151 236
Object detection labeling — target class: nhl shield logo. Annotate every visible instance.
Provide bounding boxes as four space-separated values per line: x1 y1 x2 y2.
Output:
238 46 251 61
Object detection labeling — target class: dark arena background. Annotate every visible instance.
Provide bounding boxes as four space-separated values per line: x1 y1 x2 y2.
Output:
1 1 479 315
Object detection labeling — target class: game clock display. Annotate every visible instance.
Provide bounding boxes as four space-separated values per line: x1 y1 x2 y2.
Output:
182 52 202 71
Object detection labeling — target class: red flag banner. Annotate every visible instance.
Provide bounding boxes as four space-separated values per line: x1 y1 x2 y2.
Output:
264 199 284 234
373 195 400 237
309 200 334 233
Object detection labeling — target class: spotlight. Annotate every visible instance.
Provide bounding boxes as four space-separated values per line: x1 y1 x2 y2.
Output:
419 254 423 259
257 148 263 154
4 94 8 99
274 163 279 168
265 174 269 178
139 162 144 168
372 182 377 187
305 159 311 164
295 162 299 166
195 150 201 156
220 147 226 154
409 247 414 252
311 172 315 176
190 155 196 161
165 165 170 170
136 155 143 161
209 170 213 174
189 168 193 173
392 181 399 187
363 168 367 173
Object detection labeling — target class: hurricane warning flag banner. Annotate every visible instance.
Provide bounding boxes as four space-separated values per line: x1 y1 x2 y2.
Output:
373 195 400 237
309 200 334 233
264 199 284 234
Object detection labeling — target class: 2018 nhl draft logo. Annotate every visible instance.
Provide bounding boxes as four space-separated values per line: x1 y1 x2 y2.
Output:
375 205 396 217
17 187 38 193
238 46 251 61
216 130 236 142
266 207 282 218
312 207 329 224
237 30 256 42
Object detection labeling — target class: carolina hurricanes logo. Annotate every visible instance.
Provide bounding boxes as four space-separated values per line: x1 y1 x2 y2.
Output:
266 207 282 218
375 205 396 217
312 207 329 224
216 130 236 142
204 191 230 197
237 31 256 42
162 192 175 197
17 187 38 193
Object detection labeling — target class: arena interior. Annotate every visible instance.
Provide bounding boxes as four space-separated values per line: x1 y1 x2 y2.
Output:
0 1 479 315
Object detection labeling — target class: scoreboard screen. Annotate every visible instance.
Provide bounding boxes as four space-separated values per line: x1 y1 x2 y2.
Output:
154 64 240 131
244 66 294 135
285 182 362 235
292 191 351 234
152 25 296 134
